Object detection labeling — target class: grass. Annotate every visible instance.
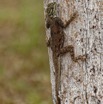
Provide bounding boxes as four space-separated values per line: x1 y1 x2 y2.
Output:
0 0 52 104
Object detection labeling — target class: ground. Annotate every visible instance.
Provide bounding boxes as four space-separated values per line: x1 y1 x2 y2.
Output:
0 0 52 104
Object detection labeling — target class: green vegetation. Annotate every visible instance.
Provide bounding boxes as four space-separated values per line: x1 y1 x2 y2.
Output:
0 0 52 104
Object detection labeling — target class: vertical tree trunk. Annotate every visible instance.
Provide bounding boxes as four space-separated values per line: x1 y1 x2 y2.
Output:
44 0 103 104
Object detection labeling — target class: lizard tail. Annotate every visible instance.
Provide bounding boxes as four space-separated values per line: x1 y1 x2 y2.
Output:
53 54 61 104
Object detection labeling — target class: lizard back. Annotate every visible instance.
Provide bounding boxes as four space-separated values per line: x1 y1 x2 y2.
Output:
50 17 65 56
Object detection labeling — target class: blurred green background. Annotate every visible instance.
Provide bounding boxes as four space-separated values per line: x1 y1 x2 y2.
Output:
0 0 52 104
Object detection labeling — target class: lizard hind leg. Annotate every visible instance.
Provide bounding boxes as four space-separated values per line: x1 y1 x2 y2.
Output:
74 55 86 62
59 45 74 56
59 45 86 62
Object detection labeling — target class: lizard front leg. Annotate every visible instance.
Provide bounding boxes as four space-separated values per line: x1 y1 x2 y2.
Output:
56 12 78 28
46 37 52 47
63 12 78 28
59 45 86 62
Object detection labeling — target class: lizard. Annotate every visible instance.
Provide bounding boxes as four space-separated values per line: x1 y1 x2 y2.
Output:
45 2 86 104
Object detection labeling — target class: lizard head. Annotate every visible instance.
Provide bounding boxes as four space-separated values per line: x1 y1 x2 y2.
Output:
46 2 58 18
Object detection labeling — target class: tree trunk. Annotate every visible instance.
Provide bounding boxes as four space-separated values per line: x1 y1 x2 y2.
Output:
44 0 103 104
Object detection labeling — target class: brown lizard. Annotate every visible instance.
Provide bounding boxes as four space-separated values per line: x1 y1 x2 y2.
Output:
46 2 86 104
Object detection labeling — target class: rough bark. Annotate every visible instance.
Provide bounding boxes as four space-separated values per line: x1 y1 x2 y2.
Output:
44 0 103 104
